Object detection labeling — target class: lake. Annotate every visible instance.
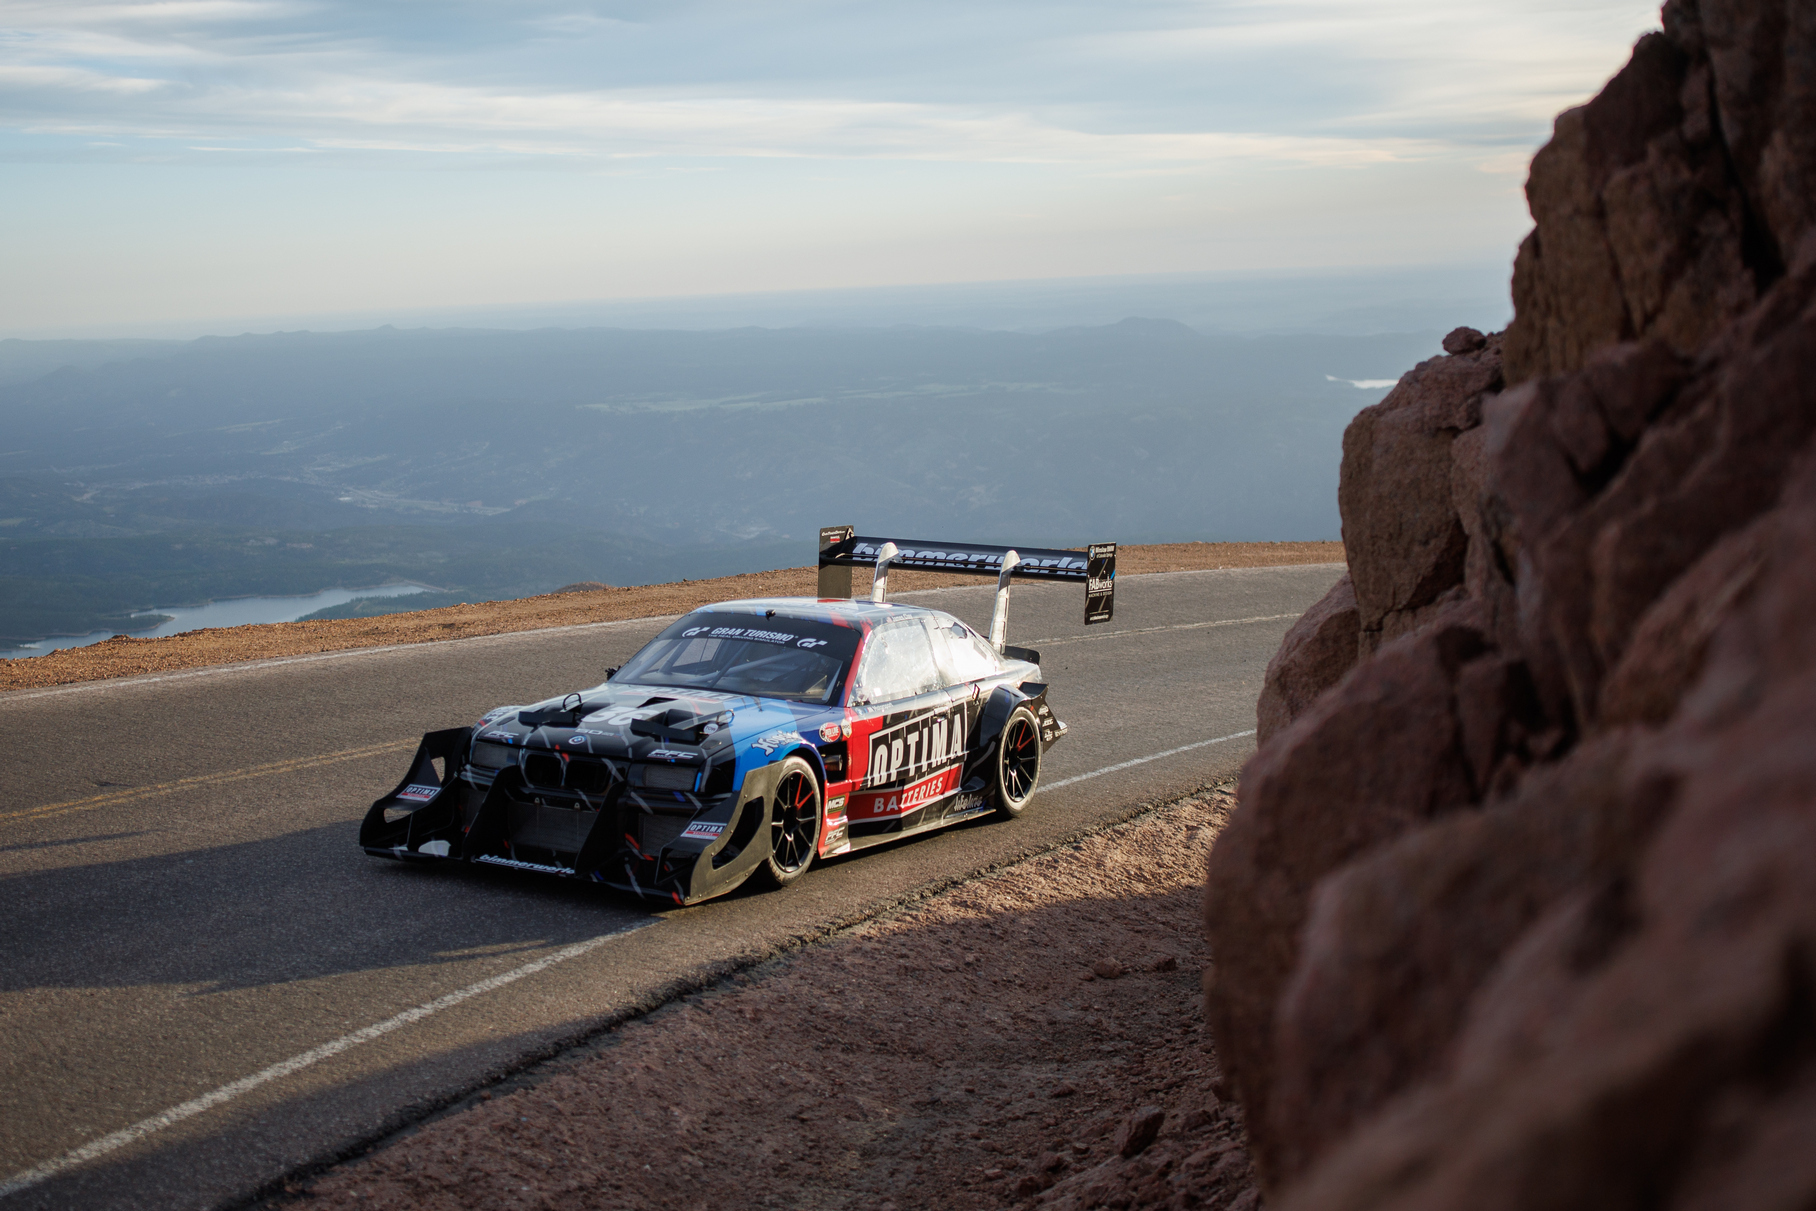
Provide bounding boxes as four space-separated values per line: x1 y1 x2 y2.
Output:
13 584 429 656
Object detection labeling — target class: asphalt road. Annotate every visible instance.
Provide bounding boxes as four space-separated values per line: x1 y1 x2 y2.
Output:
0 563 1343 1210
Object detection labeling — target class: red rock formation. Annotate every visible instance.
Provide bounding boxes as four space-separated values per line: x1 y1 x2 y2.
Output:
1204 1 1816 1204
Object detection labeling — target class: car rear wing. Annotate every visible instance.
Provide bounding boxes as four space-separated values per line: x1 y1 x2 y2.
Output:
818 525 1115 650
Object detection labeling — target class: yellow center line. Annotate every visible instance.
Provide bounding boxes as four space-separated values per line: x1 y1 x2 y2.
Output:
2 739 418 826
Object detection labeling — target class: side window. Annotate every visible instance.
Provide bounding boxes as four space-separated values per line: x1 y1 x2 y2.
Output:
853 618 944 704
929 615 1003 685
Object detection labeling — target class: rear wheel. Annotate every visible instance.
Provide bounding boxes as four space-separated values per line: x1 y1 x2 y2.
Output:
760 756 821 888
993 706 1042 818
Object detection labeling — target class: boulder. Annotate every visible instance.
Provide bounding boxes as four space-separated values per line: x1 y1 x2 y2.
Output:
1339 338 1503 654
1255 574 1360 746
1202 3 1816 1204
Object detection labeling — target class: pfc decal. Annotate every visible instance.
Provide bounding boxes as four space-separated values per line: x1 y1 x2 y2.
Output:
396 783 440 803
861 705 966 789
851 766 961 819
681 821 726 838
647 749 702 762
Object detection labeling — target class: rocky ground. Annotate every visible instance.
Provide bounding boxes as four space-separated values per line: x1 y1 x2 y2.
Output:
285 787 1257 1211
0 541 1341 693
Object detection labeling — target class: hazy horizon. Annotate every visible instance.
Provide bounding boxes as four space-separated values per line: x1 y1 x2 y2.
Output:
0 260 1514 343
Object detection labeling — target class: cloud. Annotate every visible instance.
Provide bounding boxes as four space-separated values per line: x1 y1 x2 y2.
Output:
0 0 1660 167
0 63 164 93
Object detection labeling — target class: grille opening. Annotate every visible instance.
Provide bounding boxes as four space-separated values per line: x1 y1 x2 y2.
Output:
644 764 698 792
568 760 612 794
523 753 563 787
703 760 735 796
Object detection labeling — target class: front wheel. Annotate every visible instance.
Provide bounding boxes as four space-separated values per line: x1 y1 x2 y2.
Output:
759 756 822 889
992 706 1042 818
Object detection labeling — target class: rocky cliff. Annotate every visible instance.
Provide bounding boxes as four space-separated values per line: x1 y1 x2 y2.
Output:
1204 0 1816 1206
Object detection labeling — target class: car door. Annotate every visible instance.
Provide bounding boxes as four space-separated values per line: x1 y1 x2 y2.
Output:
924 612 1013 819
844 616 964 834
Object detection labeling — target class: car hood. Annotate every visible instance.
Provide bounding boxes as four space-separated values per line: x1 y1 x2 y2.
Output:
472 682 839 772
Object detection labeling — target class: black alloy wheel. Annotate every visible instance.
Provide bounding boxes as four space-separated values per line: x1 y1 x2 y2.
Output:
761 756 821 888
993 706 1042 818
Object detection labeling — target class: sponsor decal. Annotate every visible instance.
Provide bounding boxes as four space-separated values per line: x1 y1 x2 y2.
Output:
751 729 796 755
703 722 721 734
848 543 1088 573
826 795 848 811
950 791 987 813
681 625 805 646
861 705 966 790
819 721 843 742
648 749 701 762
681 821 726 839
396 783 439 803
475 854 572 876
797 637 829 649
851 766 961 819
1085 542 1116 625
568 736 588 745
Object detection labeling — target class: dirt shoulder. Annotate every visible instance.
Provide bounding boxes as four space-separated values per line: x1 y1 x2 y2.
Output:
293 786 1256 1211
1 541 1341 693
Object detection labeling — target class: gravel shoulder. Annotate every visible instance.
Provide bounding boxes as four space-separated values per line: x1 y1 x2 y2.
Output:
0 541 1341 692
290 787 1257 1211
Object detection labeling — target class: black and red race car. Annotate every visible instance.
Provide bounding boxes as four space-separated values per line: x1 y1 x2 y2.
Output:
359 534 1115 904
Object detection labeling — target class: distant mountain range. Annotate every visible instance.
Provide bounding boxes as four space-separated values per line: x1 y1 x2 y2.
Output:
0 319 1430 645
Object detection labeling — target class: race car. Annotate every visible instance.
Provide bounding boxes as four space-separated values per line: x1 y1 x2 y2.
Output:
358 534 1115 904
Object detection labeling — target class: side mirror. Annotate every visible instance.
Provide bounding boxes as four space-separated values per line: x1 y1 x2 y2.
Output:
604 667 620 681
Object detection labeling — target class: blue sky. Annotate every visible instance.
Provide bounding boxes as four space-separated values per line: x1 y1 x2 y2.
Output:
1 0 1661 335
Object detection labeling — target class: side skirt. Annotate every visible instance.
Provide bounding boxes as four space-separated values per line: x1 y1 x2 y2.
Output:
840 794 996 853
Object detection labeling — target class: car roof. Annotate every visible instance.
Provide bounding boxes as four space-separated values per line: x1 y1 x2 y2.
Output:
683 596 948 626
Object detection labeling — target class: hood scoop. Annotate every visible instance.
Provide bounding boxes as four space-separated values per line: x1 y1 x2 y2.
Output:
517 691 603 728
631 706 716 744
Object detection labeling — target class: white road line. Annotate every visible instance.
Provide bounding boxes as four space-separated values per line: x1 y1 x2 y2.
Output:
1029 613 1299 648
1043 729 1257 791
0 923 655 1200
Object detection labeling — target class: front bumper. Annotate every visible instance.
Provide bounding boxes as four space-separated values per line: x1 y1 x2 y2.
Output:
360 729 788 905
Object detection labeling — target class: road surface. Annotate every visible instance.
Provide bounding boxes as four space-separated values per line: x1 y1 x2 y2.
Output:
0 564 1342 1210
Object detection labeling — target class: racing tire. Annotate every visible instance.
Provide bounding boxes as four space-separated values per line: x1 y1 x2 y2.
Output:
759 756 821 889
992 706 1042 818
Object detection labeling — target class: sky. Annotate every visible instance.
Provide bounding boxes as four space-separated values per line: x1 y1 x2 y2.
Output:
0 0 1663 336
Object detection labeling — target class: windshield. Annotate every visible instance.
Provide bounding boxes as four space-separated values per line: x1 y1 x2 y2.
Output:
614 611 862 703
